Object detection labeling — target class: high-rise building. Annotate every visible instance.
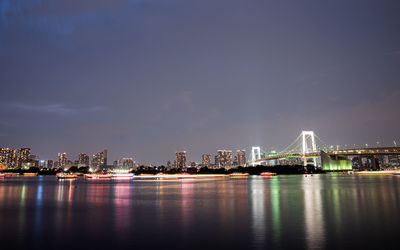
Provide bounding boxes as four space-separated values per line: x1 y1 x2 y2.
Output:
175 151 187 169
167 161 171 169
0 148 17 169
215 150 232 168
28 154 39 168
122 158 134 169
202 154 211 167
57 153 67 169
17 148 31 168
46 160 54 169
268 150 278 166
113 158 133 172
236 150 246 166
103 149 108 167
39 160 45 168
92 149 107 170
30 155 39 161
78 153 90 166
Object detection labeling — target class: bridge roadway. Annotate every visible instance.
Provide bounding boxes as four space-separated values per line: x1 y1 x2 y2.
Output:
251 147 400 163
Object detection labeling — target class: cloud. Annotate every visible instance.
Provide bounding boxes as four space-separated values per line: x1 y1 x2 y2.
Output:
11 102 105 116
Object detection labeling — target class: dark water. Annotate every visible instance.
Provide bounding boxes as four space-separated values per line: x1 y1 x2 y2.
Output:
0 174 399 250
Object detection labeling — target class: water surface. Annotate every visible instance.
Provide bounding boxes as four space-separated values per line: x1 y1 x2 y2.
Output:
0 174 399 249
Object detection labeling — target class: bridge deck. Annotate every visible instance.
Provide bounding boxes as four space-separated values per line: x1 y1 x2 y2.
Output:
251 147 400 163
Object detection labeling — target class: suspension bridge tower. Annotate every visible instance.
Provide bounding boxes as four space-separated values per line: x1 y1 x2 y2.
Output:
301 131 317 166
250 146 261 166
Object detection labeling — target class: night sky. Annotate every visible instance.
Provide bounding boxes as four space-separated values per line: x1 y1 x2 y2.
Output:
1 0 399 164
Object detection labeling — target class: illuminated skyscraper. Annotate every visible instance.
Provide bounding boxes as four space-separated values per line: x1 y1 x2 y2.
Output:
29 155 39 167
17 148 31 168
215 150 232 168
202 154 211 167
78 153 90 166
0 148 17 169
268 150 278 166
175 151 187 169
46 160 54 169
236 150 246 166
57 152 67 169
92 149 107 170
103 149 108 167
122 158 134 170
92 152 103 170
112 158 134 172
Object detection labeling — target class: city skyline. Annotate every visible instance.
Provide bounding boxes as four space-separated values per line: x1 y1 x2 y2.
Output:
1 2 400 250
1 0 399 165
1 130 399 166
1 145 251 168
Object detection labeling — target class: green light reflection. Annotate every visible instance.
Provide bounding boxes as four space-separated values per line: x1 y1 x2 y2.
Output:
271 177 281 244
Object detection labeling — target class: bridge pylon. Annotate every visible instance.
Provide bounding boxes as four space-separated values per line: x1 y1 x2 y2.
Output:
301 131 317 166
249 146 261 166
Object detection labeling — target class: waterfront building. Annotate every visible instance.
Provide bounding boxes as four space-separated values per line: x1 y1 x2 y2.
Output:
215 150 232 168
121 158 134 172
104 149 108 167
39 160 45 168
389 155 399 167
78 153 90 166
46 160 54 169
0 148 17 168
17 148 31 168
28 154 39 168
268 150 278 166
236 150 246 166
57 153 67 169
176 151 187 169
21 160 38 169
30 154 39 161
202 154 211 167
92 149 107 170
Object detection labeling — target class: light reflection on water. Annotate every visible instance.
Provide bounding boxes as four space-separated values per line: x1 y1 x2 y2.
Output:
303 175 324 250
0 175 399 250
270 177 281 247
113 181 132 241
250 177 266 249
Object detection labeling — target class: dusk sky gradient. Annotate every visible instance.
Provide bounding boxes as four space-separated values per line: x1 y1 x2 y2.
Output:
1 0 400 164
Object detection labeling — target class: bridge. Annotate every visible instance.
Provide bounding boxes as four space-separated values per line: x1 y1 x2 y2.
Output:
248 131 400 170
